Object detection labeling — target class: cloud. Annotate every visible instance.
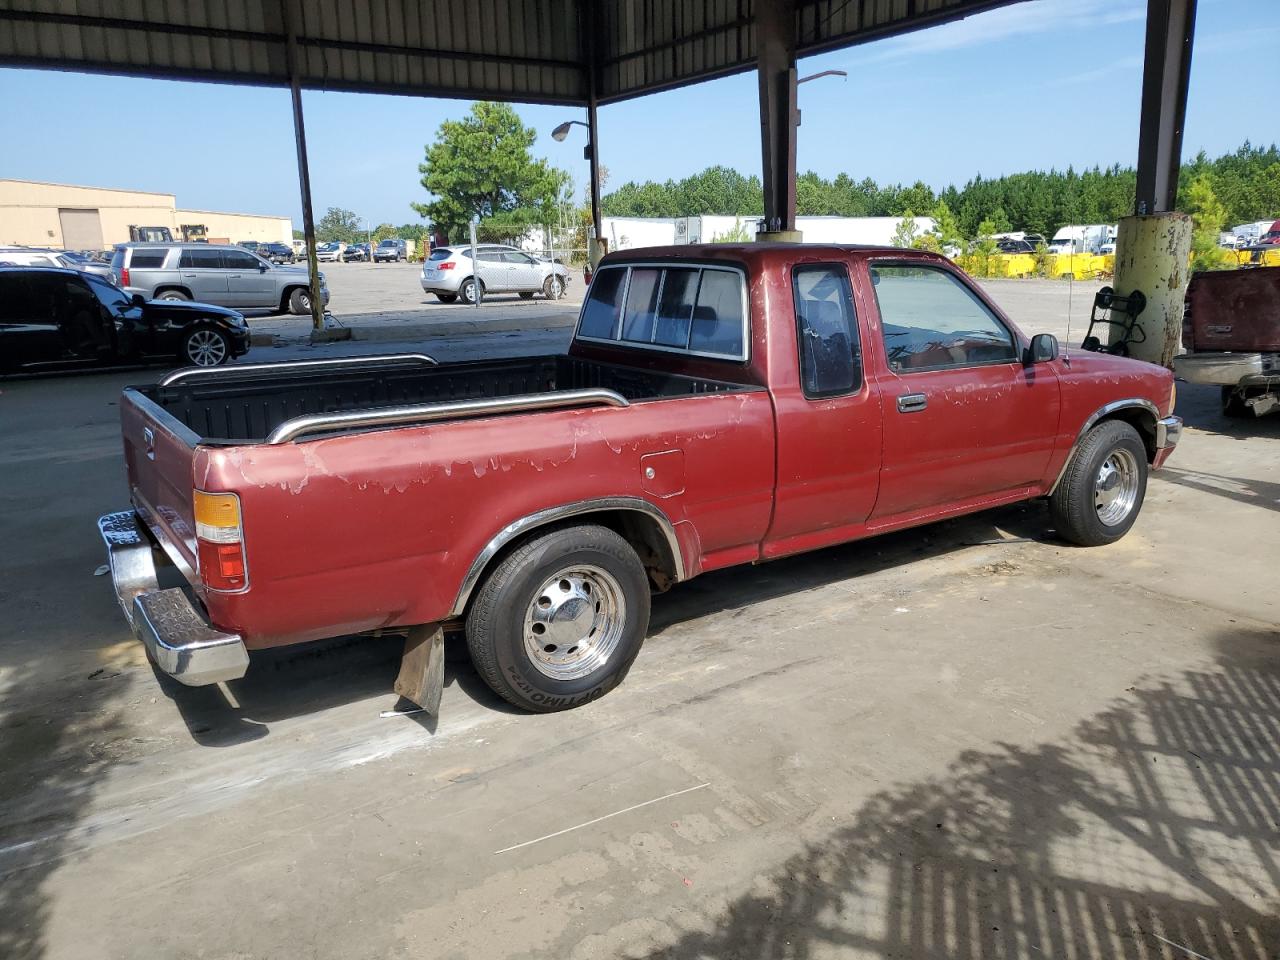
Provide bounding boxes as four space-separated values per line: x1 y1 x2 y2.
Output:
857 0 1145 63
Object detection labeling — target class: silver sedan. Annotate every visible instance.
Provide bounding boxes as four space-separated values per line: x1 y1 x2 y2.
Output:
420 244 570 304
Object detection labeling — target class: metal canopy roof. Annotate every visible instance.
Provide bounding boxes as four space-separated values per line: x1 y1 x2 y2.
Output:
0 0 1022 106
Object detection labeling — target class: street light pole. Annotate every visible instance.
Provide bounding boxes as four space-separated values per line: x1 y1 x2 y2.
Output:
551 118 603 266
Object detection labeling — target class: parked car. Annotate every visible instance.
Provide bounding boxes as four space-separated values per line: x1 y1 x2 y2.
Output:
99 244 1180 716
374 238 407 262
260 242 295 264
0 266 249 372
0 246 114 282
1173 264 1280 417
111 243 329 315
342 242 370 262
316 241 344 263
421 243 572 303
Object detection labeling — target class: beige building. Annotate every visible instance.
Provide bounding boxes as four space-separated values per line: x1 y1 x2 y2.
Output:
0 179 293 250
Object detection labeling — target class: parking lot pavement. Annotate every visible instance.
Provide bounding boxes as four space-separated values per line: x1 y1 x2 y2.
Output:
2 324 1278 959
243 260 585 340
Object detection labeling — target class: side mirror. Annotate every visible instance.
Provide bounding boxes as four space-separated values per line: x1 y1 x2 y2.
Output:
259 262 269 272
131 293 146 306
1025 333 1059 364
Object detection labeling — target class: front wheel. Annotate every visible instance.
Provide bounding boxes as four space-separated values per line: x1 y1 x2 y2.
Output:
466 525 651 712
1049 420 1148 546
180 327 231 367
543 274 565 300
288 287 311 315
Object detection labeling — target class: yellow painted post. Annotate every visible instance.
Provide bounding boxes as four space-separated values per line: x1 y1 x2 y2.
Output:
756 229 803 242
1109 213 1192 367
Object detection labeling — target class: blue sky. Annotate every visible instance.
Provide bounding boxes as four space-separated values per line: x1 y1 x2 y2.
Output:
1 0 1275 227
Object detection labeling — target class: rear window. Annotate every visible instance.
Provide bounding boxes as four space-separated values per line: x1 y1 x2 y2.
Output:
378 239 397 247
428 248 452 261
577 264 747 360
129 249 168 269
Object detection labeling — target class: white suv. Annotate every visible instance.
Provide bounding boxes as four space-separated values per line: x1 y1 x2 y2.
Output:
420 244 570 304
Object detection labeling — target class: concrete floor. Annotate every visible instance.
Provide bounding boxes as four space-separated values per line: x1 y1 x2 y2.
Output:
1 291 1278 959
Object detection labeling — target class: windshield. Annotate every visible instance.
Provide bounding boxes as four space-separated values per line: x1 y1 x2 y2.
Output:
378 239 397 247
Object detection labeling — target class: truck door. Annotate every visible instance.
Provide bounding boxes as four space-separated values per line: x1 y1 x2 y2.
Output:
222 248 276 307
178 246 228 302
763 261 884 559
864 261 1061 521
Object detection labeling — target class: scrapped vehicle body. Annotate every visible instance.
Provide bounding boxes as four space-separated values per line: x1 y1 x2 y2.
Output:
1174 265 1280 417
101 245 1180 715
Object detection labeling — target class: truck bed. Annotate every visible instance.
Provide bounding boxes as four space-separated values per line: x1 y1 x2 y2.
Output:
139 355 757 443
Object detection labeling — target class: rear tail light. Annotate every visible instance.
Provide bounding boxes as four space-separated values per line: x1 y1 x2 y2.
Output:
438 262 455 270
120 266 130 287
194 490 247 591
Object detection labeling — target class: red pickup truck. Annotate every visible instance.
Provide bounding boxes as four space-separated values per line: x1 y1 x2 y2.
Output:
100 245 1181 714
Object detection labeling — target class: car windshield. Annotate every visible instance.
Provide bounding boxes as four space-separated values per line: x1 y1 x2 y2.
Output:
378 240 397 247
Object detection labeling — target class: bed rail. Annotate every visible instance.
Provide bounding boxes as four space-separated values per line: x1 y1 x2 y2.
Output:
264 388 630 444
159 353 439 388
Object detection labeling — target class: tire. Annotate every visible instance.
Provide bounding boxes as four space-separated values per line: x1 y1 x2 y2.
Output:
435 292 458 304
466 524 651 713
288 287 311 315
180 326 231 367
460 277 484 305
1221 386 1262 418
157 289 190 302
518 291 535 300
543 274 565 300
1049 420 1148 546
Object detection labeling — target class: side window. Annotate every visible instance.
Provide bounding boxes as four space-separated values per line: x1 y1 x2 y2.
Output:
794 264 862 398
222 250 260 270
870 264 1017 371
180 249 222 269
129 249 168 269
579 267 626 339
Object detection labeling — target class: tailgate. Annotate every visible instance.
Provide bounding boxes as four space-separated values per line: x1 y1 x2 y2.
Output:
1186 267 1280 352
120 388 201 579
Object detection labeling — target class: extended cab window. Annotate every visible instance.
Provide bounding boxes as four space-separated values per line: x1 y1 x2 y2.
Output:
129 249 168 268
870 264 1016 371
579 265 746 360
794 264 861 397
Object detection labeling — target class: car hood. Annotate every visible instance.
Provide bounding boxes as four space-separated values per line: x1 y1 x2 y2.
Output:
143 298 245 323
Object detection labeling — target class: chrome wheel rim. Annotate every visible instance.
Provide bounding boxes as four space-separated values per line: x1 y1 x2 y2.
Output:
186 330 227 366
523 565 626 681
549 276 564 298
298 291 310 310
1094 448 1140 526
463 281 477 303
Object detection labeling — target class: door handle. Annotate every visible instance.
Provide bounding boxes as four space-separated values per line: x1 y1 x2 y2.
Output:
896 393 928 413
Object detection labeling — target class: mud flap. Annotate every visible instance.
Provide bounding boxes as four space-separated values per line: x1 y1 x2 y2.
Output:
393 624 445 715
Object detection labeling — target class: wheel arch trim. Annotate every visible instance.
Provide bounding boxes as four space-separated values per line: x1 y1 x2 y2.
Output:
449 497 686 618
1049 398 1159 495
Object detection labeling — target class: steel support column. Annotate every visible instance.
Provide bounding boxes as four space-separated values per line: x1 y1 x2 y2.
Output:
1134 0 1198 214
584 0 604 265
756 0 798 239
282 0 325 332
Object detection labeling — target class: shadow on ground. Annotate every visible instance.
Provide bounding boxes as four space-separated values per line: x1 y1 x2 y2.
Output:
643 626 1280 959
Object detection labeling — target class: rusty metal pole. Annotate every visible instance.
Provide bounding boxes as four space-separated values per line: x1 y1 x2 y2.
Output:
282 1 325 332
755 0 799 242
1110 0 1198 366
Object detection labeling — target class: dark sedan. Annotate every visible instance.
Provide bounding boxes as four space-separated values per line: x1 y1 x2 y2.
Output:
260 242 296 264
0 266 251 373
342 242 370 262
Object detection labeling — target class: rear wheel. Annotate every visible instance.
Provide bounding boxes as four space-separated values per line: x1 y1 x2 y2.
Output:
435 292 458 304
180 327 231 367
1049 420 1148 546
460 277 484 305
157 289 190 302
466 525 650 712
288 287 311 315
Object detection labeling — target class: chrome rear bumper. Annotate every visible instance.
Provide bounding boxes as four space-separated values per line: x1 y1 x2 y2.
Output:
1173 351 1280 387
98 511 248 686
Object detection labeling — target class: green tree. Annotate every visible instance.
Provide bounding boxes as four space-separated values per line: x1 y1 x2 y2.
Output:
316 207 361 244
372 223 399 242
710 218 753 243
1183 174 1234 272
968 218 999 277
928 199 964 253
412 102 569 243
891 211 919 248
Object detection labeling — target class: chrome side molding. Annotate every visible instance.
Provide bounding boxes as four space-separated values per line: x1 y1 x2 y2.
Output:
265 388 629 444
158 352 439 387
